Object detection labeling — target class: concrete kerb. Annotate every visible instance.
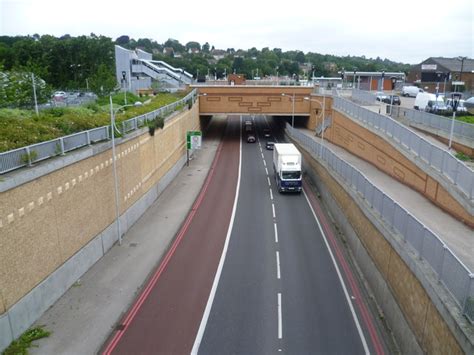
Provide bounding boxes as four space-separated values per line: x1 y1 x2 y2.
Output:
289 132 474 354
332 106 474 216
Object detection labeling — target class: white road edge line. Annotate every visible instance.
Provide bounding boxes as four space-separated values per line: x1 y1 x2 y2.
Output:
272 203 276 218
277 293 283 339
269 188 273 200
303 190 370 354
191 116 243 355
274 223 278 243
276 251 281 279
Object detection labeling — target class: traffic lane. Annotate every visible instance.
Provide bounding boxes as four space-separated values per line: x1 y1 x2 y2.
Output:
270 184 366 354
199 117 279 354
263 115 385 354
103 117 240 355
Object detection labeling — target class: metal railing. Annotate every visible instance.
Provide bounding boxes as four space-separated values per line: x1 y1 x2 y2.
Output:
392 106 474 142
0 90 197 174
286 124 474 323
351 89 377 105
333 96 474 201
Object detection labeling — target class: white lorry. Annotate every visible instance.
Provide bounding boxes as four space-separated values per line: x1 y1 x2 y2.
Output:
402 86 423 97
273 143 302 193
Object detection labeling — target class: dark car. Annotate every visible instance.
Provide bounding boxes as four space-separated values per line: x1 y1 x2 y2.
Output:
382 95 401 105
263 128 271 138
266 141 275 150
247 135 256 143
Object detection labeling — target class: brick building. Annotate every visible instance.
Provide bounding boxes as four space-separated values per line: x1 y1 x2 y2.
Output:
407 57 473 95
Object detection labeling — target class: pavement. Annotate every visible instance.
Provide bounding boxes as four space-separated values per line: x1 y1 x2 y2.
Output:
299 128 474 272
30 116 225 355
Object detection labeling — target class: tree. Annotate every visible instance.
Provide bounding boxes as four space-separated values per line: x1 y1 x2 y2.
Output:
116 35 130 46
202 42 210 53
185 41 201 51
295 51 305 64
88 63 116 96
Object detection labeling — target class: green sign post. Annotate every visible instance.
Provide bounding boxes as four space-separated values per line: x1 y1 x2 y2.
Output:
186 131 202 166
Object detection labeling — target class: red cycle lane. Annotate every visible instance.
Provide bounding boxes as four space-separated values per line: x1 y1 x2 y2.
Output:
102 117 240 354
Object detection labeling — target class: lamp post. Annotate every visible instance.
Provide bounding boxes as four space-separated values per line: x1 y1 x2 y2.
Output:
448 92 462 150
458 56 467 91
31 73 39 116
304 95 326 157
109 97 143 245
282 92 296 127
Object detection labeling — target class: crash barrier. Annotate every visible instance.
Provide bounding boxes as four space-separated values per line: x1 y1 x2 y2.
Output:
286 123 474 324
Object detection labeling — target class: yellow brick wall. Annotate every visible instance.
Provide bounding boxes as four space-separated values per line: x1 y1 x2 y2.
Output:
299 145 463 354
324 111 474 227
0 105 200 312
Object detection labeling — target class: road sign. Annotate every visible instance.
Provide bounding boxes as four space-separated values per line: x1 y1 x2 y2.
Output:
186 131 202 149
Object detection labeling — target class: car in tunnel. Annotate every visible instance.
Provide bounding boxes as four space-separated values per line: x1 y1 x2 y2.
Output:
247 134 256 143
266 141 275 150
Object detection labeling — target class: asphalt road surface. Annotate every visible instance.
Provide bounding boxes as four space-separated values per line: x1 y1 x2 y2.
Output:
102 115 388 355
196 116 385 354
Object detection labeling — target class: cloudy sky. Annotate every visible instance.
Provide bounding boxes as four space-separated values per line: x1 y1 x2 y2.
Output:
1 0 472 64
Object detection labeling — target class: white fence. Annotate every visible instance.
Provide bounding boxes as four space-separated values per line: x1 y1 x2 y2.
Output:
0 90 197 174
286 124 474 324
333 96 474 201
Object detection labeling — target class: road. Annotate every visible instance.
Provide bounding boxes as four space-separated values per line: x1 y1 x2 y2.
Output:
196 116 385 354
102 115 387 354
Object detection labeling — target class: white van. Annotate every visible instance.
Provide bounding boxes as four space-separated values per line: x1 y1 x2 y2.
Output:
402 86 423 97
414 93 447 113
446 98 467 113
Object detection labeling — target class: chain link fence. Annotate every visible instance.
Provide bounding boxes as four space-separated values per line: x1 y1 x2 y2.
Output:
286 124 474 324
0 90 196 174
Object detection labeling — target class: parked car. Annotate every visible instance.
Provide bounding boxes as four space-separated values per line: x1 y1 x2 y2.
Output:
263 128 271 138
381 95 401 105
53 91 67 100
423 98 448 114
446 99 468 114
266 141 275 150
247 134 256 143
375 92 388 101
464 97 474 114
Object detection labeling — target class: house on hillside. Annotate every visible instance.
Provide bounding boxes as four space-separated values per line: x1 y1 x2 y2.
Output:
212 49 226 60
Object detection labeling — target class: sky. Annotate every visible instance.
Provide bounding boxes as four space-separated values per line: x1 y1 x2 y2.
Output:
1 0 473 64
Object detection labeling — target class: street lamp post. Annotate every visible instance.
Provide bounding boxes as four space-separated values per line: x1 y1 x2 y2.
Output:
282 92 296 127
109 97 143 245
458 56 467 91
304 95 326 157
31 73 39 116
448 92 462 150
